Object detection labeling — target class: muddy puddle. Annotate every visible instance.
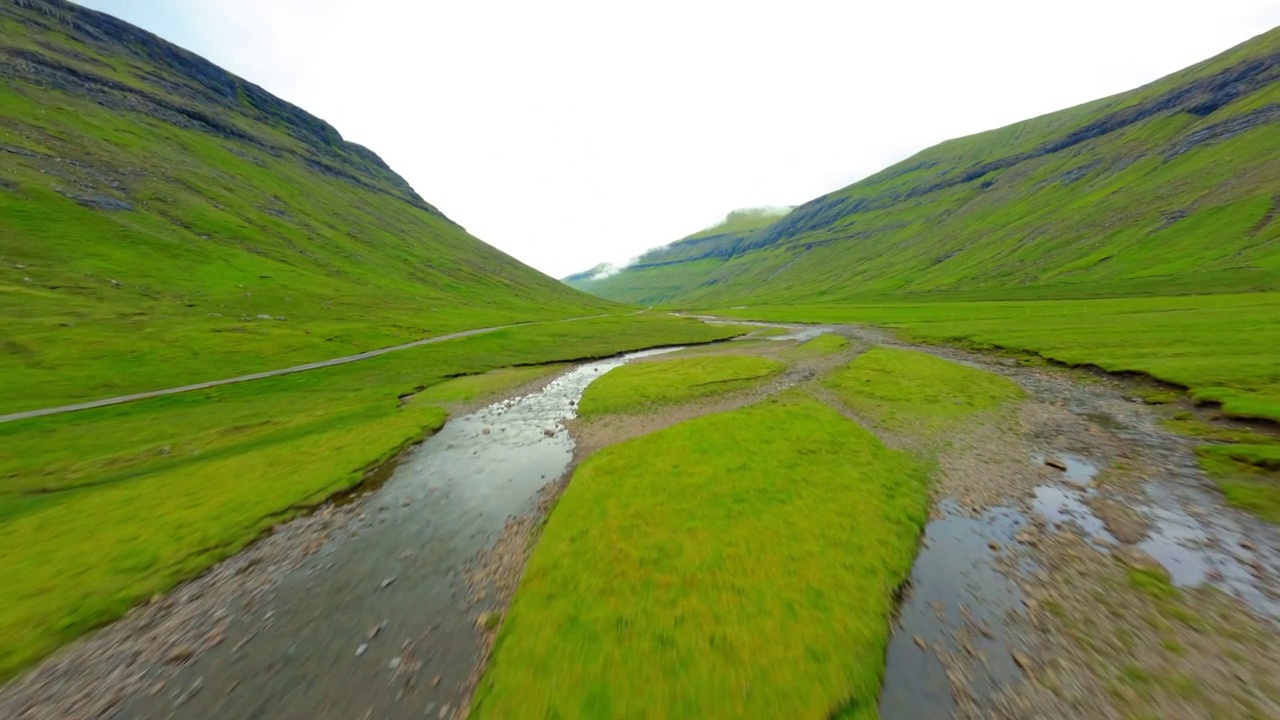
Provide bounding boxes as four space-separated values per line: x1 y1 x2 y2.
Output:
879 500 1030 719
881 443 1280 717
114 348 678 720
1138 481 1280 617
1030 451 1280 619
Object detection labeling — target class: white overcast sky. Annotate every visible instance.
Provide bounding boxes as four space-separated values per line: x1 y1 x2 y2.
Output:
75 0 1280 277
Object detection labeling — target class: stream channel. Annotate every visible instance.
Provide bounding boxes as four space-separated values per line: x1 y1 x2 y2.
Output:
116 347 679 720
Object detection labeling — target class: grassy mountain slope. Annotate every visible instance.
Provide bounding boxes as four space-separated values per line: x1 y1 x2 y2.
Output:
576 28 1280 305
0 0 620 414
564 207 792 304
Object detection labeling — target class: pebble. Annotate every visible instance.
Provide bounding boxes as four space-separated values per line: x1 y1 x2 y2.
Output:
356 643 368 657
1012 651 1033 672
380 576 397 588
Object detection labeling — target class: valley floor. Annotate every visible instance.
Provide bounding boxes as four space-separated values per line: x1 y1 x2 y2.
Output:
4 317 1280 719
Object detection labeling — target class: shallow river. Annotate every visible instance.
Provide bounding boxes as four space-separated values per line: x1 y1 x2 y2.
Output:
117 348 677 720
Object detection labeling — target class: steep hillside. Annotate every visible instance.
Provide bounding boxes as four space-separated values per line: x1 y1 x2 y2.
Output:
0 0 619 413
564 207 792 303
574 27 1280 306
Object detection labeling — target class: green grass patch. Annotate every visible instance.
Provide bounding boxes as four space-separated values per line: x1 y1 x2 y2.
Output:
1196 443 1280 523
1161 414 1276 445
1128 566 1177 600
578 354 785 416
1133 388 1182 405
1215 479 1280 524
0 314 738 681
470 396 930 719
1199 443 1280 471
826 346 1026 433
792 333 850 355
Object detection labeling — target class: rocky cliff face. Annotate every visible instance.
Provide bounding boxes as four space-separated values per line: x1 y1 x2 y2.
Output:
0 0 442 216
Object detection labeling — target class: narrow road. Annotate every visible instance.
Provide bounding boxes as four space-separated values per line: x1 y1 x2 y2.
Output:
0 312 630 425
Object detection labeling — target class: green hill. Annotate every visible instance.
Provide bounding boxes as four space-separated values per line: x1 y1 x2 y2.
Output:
564 207 792 304
573 28 1280 306
0 0 620 414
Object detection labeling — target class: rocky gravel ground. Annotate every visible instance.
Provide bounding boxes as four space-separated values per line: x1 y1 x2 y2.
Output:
842 325 1280 719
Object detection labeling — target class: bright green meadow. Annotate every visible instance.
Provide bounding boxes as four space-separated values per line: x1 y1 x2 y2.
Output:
471 396 930 719
577 354 785 416
825 346 1026 434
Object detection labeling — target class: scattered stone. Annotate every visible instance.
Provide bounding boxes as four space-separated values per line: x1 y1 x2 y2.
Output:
913 635 928 650
988 541 1001 551
1012 651 1032 673
166 645 194 664
54 186 134 211
1044 457 1068 471
380 576 397 589
388 657 401 671
355 643 368 657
